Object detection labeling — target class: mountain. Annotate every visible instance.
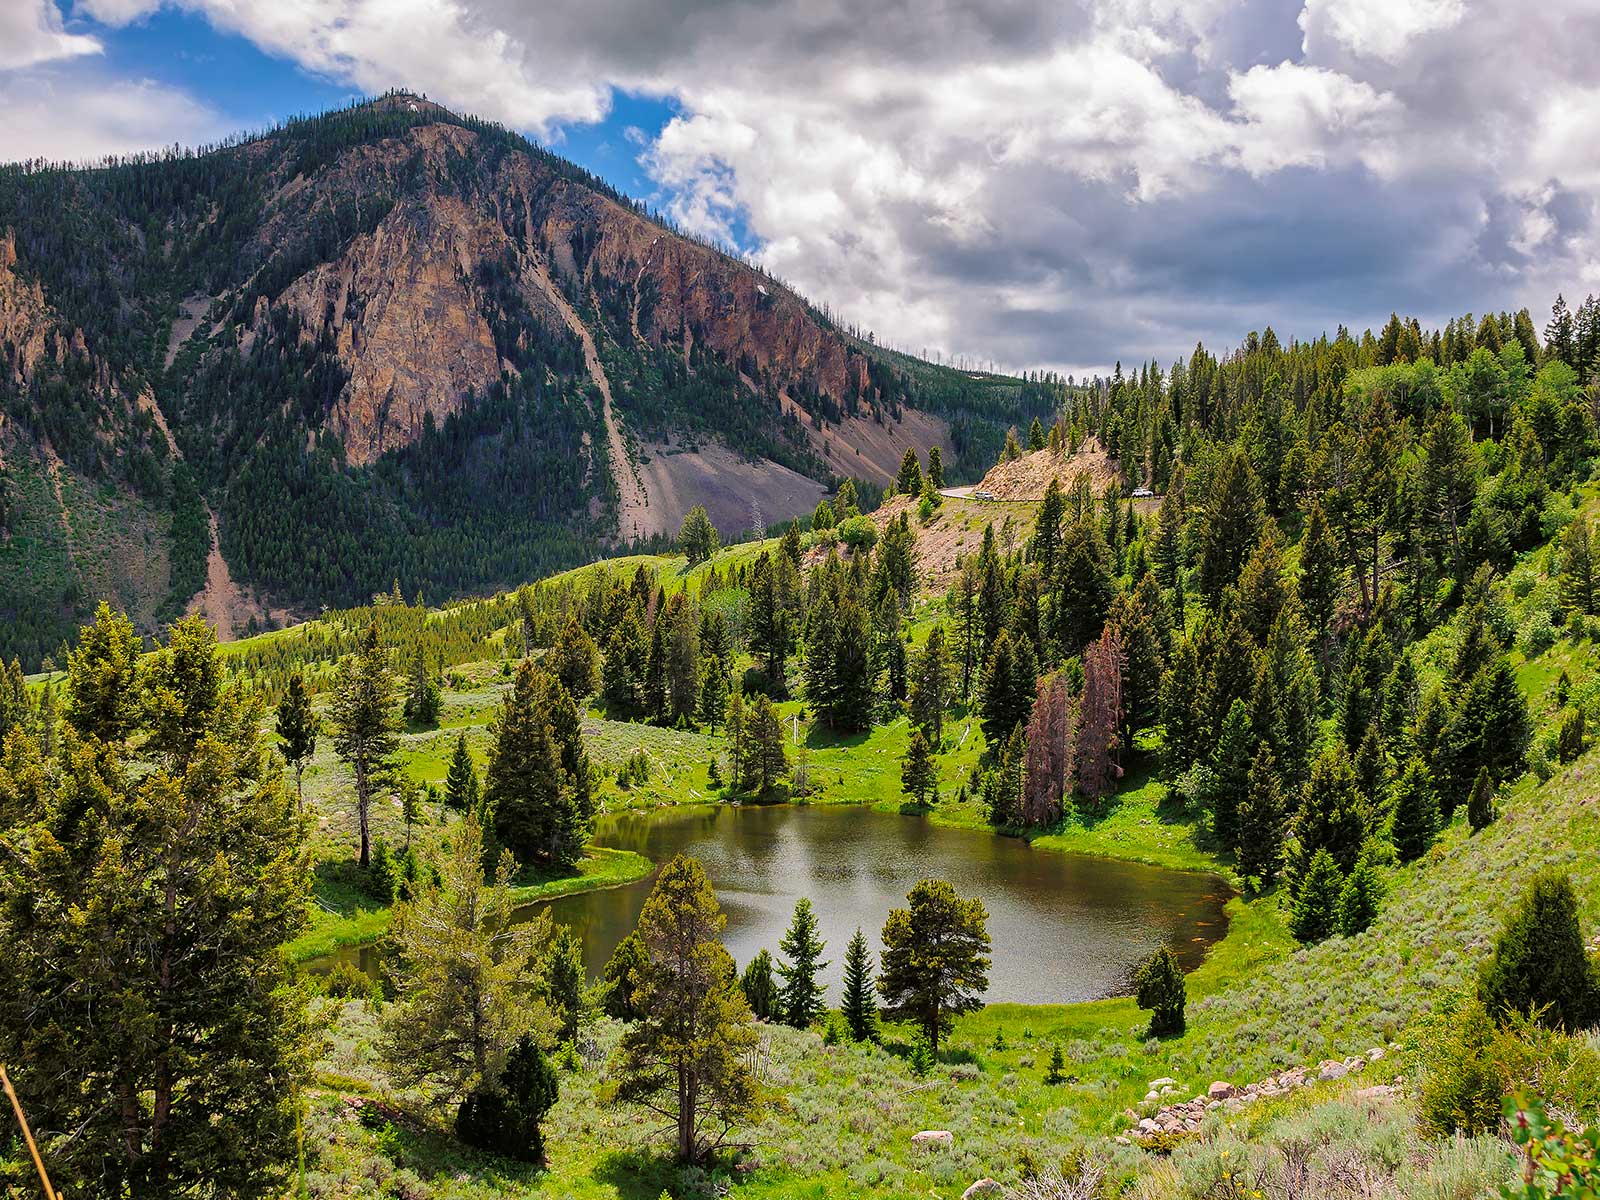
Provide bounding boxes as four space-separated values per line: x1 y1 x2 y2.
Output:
0 92 1059 666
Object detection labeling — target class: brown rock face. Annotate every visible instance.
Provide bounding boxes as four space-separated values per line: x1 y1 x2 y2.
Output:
0 230 57 388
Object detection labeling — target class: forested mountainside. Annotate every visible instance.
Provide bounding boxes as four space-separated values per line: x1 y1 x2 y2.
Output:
0 92 1060 668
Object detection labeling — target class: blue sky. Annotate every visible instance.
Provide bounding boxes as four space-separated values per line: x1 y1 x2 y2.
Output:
3 0 1597 373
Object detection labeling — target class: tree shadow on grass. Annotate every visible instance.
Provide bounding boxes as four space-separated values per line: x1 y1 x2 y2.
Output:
593 1148 729 1200
352 1107 548 1193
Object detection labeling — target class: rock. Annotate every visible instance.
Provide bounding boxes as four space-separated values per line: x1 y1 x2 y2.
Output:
1149 1077 1177 1089
1137 1118 1159 1135
1144 1091 1160 1104
1355 1085 1397 1101
1207 1081 1236 1101
962 1180 1004 1199
1318 1060 1348 1082
1367 1047 1386 1063
912 1130 954 1151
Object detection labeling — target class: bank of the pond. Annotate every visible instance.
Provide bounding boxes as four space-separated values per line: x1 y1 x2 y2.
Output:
287 844 653 963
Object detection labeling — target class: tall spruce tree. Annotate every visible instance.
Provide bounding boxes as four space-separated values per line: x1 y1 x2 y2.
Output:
331 623 400 869
445 731 482 813
840 927 878 1042
1236 746 1286 888
1289 848 1343 943
1478 870 1600 1030
777 897 829 1028
485 660 591 870
740 949 779 1021
276 670 319 811
901 728 937 806
1389 757 1441 863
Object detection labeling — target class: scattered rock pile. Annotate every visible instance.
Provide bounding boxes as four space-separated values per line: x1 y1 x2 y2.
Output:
1122 1046 1400 1141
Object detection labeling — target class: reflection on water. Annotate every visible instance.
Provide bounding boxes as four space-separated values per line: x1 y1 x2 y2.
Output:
329 803 1231 1005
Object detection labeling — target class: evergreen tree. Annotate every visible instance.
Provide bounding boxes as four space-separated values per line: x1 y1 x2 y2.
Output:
611 856 767 1163
1295 747 1369 874
1236 746 1286 888
1209 698 1253 850
746 694 788 794
1296 498 1342 641
679 504 721 564
901 727 937 806
777 897 829 1028
603 931 650 1022
1337 858 1382 936
1389 758 1441 863
275 670 319 811
840 927 878 1042
1478 870 1600 1030
698 654 730 731
383 811 555 1110
878 879 991 1052
895 448 924 495
485 661 590 870
446 731 482 813
602 609 647 717
749 553 790 688
1134 947 1187 1036
454 1033 559 1164
1197 449 1264 604
1466 766 1498 833
1028 415 1047 450
740 948 779 1021
1076 625 1124 808
1560 517 1596 616
403 642 442 727
331 623 400 868
927 446 945 491
548 925 587 1044
550 615 601 699
908 624 953 744
1045 1044 1067 1084
830 598 876 730
1289 848 1343 943
0 611 309 1198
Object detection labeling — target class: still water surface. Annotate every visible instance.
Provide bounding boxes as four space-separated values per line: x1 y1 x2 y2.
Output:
332 804 1231 1004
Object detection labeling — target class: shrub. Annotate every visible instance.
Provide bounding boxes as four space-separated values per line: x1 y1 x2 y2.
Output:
909 1032 935 1076
1479 870 1600 1030
1134 947 1187 1037
321 959 376 1001
454 1034 559 1163
1419 997 1504 1137
1503 1093 1600 1200
837 515 878 549
1467 767 1499 833
1556 707 1586 764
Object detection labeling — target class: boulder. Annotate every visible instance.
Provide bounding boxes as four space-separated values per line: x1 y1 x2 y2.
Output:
912 1130 954 1151
962 1181 1004 1199
1207 1081 1236 1101
1149 1077 1177 1089
1367 1046 1385 1063
1318 1060 1348 1082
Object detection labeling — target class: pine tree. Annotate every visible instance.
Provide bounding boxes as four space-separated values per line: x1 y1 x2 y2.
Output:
830 598 876 731
1076 625 1124 808
1209 698 1253 850
1236 746 1286 888
0 610 310 1198
927 446 945 490
1296 498 1342 641
908 624 953 744
1560 517 1596 616
602 609 647 717
879 879 990 1052
485 661 590 870
1295 748 1369 874
746 694 788 794
1290 849 1343 943
446 731 482 813
611 856 767 1163
1389 757 1441 863
550 615 600 699
548 925 587 1044
698 654 729 731
276 670 319 811
901 727 937 806
1479 870 1600 1030
1021 673 1072 827
1045 1043 1067 1084
331 623 400 869
777 897 829 1028
895 448 923 495
383 811 555 1108
840 927 879 1041
1337 858 1381 936
603 932 649 1021
454 1033 559 1164
1197 449 1264 604
679 504 720 564
740 949 779 1021
1466 766 1498 833
403 642 442 727
1028 415 1047 450
1134 947 1187 1036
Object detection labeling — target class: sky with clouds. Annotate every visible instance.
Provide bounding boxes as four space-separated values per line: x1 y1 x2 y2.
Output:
3 0 1598 375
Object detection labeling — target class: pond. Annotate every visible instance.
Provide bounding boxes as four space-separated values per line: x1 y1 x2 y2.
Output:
327 803 1231 1005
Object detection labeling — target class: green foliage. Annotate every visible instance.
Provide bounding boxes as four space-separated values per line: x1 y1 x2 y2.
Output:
276 670 319 808
1290 848 1343 944
330 623 400 868
840 927 879 1042
1419 996 1504 1137
1045 1043 1067 1084
1479 870 1600 1030
1502 1093 1600 1200
0 608 310 1198
485 660 594 870
1337 858 1382 936
1468 766 1500 833
740 947 779 1022
900 727 937 806
610 855 767 1163
778 897 829 1029
678 504 720 565
454 1033 559 1164
380 811 556 1106
602 932 649 1022
1134 947 1187 1037
878 878 991 1052
1389 757 1441 863
548 925 587 1044
908 1031 935 1076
